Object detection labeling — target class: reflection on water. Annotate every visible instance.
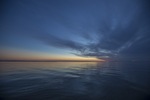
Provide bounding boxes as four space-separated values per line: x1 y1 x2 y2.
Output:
0 61 150 100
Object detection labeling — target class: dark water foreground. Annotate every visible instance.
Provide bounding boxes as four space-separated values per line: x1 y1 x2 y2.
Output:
0 61 150 100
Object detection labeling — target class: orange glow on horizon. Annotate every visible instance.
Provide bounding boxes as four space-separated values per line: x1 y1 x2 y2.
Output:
0 48 104 61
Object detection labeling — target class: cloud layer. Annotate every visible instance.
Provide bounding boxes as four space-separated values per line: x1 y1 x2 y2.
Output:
1 0 150 60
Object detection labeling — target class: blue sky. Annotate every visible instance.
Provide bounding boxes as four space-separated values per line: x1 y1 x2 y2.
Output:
1 0 150 60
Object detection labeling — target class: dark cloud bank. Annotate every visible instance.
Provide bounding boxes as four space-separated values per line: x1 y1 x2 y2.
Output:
2 0 150 60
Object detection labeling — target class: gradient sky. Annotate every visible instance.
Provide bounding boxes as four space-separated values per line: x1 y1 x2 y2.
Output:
1 0 150 61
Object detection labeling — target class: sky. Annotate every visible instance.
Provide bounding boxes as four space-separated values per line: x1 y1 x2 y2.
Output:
0 0 150 61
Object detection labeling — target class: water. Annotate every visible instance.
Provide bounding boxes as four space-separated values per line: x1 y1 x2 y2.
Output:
0 61 150 100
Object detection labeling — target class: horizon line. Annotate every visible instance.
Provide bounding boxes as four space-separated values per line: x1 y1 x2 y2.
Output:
0 60 105 62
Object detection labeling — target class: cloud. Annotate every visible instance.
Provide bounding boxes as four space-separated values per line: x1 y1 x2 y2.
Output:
29 0 150 60
34 34 86 53
2 0 150 60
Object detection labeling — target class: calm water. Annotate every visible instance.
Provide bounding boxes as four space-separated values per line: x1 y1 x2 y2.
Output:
0 61 150 100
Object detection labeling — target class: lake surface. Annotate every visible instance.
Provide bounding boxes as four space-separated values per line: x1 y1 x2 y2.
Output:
0 61 150 100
